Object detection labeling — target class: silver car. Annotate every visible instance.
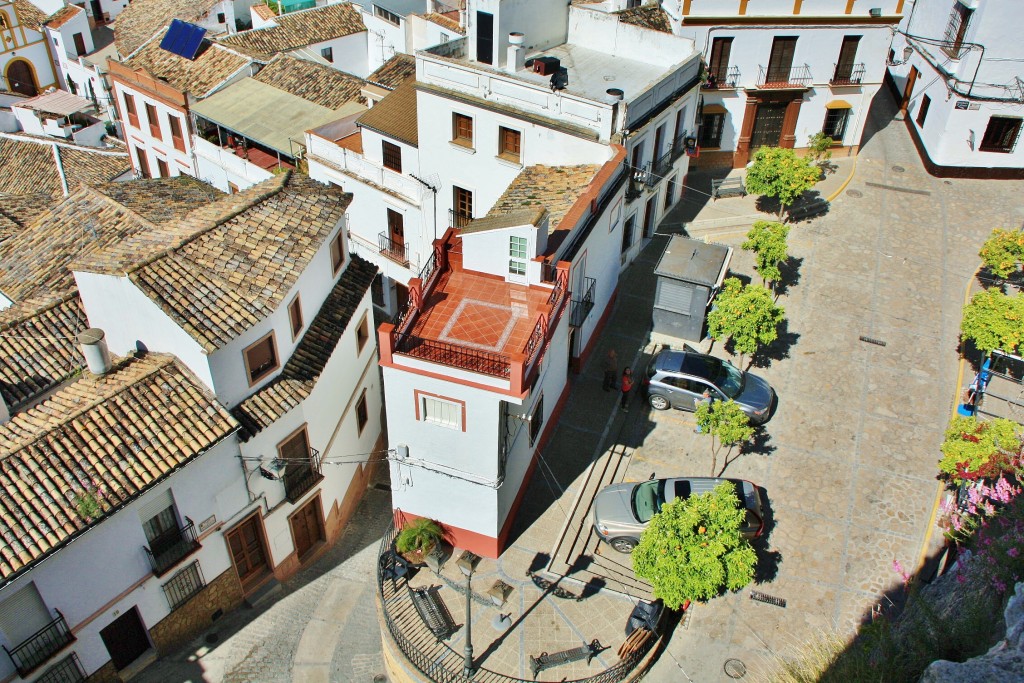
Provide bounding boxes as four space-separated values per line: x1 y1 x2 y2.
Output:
592 477 765 553
642 349 775 424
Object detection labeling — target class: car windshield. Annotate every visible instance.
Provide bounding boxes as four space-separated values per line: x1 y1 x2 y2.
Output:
631 480 663 523
713 358 744 398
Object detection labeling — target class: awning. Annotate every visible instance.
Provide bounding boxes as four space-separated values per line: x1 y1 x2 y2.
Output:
825 99 853 110
15 91 93 117
702 103 728 115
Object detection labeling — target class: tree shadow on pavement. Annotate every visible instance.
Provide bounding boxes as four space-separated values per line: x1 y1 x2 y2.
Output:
773 255 804 298
751 489 781 585
751 318 800 369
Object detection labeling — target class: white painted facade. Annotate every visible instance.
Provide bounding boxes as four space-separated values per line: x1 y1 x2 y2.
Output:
116 81 197 178
192 135 274 191
888 0 1024 173
0 0 59 96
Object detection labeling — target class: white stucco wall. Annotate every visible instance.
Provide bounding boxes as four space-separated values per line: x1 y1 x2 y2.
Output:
114 81 195 177
362 12 403 73
193 136 274 192
298 32 370 78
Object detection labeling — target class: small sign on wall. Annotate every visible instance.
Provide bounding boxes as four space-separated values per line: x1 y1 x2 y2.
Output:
199 515 217 532
955 100 969 110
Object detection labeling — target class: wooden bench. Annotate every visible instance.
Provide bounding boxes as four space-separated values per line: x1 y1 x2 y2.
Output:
409 586 457 641
530 639 602 679
787 197 829 222
711 176 747 201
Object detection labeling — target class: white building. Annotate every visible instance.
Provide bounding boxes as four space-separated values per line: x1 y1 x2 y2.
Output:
888 0 1024 177
616 0 905 168
0 0 62 96
0 173 382 680
310 0 701 557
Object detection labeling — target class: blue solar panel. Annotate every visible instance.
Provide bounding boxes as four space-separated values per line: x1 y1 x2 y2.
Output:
159 19 207 61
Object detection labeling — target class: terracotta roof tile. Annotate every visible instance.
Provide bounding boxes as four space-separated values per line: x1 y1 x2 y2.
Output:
0 137 129 199
217 4 365 60
0 193 51 242
251 3 275 21
489 164 601 233
46 4 83 29
616 5 671 33
114 0 220 56
367 53 415 90
0 293 88 409
0 353 238 584
420 12 464 35
123 38 252 97
357 80 417 146
233 254 376 438
12 0 50 29
253 54 365 108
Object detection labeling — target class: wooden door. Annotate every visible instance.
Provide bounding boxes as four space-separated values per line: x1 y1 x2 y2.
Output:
653 125 664 161
750 103 787 149
901 67 920 116
643 196 656 239
387 208 405 250
6 60 37 97
100 608 150 670
290 498 324 559
227 516 269 584
767 37 797 84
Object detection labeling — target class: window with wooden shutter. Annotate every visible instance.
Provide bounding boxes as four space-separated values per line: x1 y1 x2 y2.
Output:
243 332 279 385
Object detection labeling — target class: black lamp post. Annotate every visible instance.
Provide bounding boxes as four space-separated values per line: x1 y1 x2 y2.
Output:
457 551 480 678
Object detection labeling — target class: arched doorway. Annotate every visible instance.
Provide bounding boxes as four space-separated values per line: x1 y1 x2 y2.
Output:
6 59 38 96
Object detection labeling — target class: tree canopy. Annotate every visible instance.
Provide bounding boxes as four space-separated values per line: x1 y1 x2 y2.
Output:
960 288 1024 354
696 399 755 476
744 147 820 219
707 277 786 367
978 228 1024 279
632 481 757 607
742 220 790 289
939 416 1023 483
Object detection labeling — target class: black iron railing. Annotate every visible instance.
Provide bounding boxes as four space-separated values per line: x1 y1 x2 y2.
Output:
704 65 740 89
34 653 85 683
418 249 438 289
757 64 812 88
283 447 323 503
144 519 200 576
378 231 410 265
651 150 673 182
524 317 545 366
162 560 206 611
448 209 472 231
831 62 865 85
570 278 596 328
395 334 511 378
3 610 74 677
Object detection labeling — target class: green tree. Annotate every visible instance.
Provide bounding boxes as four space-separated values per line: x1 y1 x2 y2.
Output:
979 228 1024 279
696 399 756 476
632 481 757 608
707 277 786 368
743 147 821 221
960 288 1024 354
806 132 834 170
742 220 790 291
939 416 1023 483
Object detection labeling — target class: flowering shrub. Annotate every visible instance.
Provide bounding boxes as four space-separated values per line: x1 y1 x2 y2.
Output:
938 416 1023 483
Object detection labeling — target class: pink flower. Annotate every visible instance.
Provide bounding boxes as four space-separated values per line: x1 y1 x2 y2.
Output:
994 578 1007 593
1009 548 1020 558
956 573 967 584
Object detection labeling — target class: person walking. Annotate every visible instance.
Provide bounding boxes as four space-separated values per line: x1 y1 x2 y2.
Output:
602 350 618 391
620 367 634 411
694 389 712 433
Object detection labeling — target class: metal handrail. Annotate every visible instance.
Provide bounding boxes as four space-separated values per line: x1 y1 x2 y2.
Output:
704 65 740 89
395 333 511 378
143 519 200 576
651 149 674 183
283 447 323 503
378 231 410 266
570 278 596 328
756 63 812 88
3 610 74 677
830 62 865 85
448 209 472 231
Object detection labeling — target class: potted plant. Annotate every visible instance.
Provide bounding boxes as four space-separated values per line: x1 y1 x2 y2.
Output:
395 518 443 565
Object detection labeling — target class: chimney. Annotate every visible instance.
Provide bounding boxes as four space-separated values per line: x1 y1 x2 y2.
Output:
506 32 526 73
606 88 624 133
77 328 112 375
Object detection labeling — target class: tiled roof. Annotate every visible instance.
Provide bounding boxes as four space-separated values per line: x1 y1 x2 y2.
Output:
0 193 51 242
46 4 82 29
123 37 252 97
616 5 671 33
367 53 415 90
357 80 417 146
114 0 219 56
217 4 365 60
76 173 355 351
0 177 222 303
233 254 376 438
0 293 87 409
462 208 547 235
489 164 602 232
0 137 129 199
12 0 49 28
420 12 464 35
251 3 276 21
253 54 365 109
0 353 238 584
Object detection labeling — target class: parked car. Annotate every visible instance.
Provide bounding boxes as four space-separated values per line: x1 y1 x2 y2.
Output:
593 476 764 553
642 349 775 424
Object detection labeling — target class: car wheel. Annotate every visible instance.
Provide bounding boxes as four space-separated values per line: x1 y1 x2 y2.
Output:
648 394 670 411
610 537 637 553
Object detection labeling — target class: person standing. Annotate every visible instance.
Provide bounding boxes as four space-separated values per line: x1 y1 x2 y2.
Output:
602 349 618 391
694 389 712 433
620 367 634 411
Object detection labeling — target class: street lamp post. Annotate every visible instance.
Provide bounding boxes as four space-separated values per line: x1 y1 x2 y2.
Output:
457 551 480 679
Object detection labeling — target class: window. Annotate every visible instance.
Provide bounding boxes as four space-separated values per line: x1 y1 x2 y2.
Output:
374 5 400 25
72 32 86 56
452 113 473 147
135 146 150 178
243 332 279 385
621 214 635 254
674 106 687 143
382 141 402 172
330 229 345 274
440 33 449 43
421 395 463 429
498 126 521 162
916 94 931 127
67 78 77 95
476 10 493 64
698 113 724 147
289 295 303 339
943 3 973 59
529 394 544 445
156 158 169 178
822 108 850 141
142 502 177 545
665 177 676 210
169 115 185 152
216 12 225 23
321 46 333 63
162 561 205 610
145 103 160 139
980 116 1023 153
707 37 733 86
766 36 797 83
833 35 861 83
509 235 527 276
356 390 368 435
630 140 644 170
356 312 369 352
124 93 139 128
453 186 473 226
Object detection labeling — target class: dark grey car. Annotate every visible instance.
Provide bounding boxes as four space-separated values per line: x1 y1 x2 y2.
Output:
592 477 765 553
642 349 775 424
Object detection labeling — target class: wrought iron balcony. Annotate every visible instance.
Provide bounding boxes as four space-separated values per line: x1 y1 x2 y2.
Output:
651 149 674 181
831 62 865 85
448 209 472 231
756 64 812 89
395 333 511 378
625 162 648 201
569 277 596 328
283 447 323 503
378 231 409 266
35 653 86 683
144 518 200 576
704 65 740 89
3 610 75 677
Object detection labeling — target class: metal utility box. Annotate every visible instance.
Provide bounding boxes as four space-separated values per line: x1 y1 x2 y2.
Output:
652 235 732 342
